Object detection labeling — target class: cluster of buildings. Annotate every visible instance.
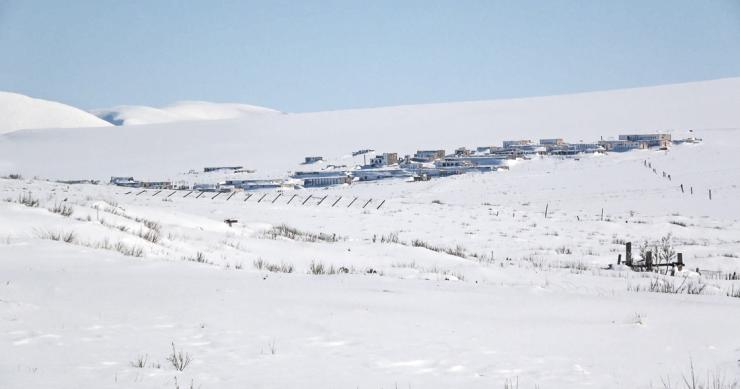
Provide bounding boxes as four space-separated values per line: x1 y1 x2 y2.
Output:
108 132 697 192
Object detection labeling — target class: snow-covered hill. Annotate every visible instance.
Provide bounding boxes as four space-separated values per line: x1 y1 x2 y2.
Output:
92 101 281 126
0 91 112 134
1 78 740 180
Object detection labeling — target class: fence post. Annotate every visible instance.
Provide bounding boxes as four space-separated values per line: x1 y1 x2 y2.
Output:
600 208 604 221
183 191 193 198
331 196 342 207
136 190 146 196
677 253 683 271
243 193 253 202
211 192 222 200
271 193 282 203
152 190 162 197
618 253 622 265
646 251 653 272
680 184 684 193
376 199 386 210
195 191 204 199
257 193 268 203
286 194 297 204
625 242 632 267
301 195 313 205
316 195 328 206
226 192 236 201
362 199 373 208
347 197 358 208
167 191 177 198
545 203 549 218
709 189 712 200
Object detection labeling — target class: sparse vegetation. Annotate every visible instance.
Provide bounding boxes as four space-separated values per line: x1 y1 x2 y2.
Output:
184 252 209 264
136 227 161 244
253 258 294 273
411 239 467 258
262 224 341 243
130 354 148 368
629 276 707 295
49 202 74 217
36 229 76 243
166 342 192 372
555 246 572 255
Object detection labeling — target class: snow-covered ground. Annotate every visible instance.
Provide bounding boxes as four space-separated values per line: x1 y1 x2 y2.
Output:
2 79 740 388
2 127 739 388
2 77 740 180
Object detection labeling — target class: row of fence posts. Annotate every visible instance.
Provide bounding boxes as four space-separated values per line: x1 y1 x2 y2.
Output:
121 189 387 210
644 159 712 200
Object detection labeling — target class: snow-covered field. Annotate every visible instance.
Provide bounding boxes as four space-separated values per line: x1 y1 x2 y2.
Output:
2 126 740 388
2 79 740 388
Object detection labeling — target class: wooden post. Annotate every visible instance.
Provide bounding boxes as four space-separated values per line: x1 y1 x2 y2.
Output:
646 251 653 272
301 194 313 205
226 192 236 201
600 208 604 221
316 195 328 206
677 253 684 271
625 242 632 267
709 189 712 200
376 199 386 210
271 193 282 203
211 192 221 200
680 184 684 193
243 193 253 202
331 196 342 207
183 190 193 198
617 253 622 265
136 190 146 196
151 190 162 197
286 194 297 204
690 186 693 195
545 203 549 219
347 197 358 208
195 191 204 199
257 193 268 203
167 191 177 198
362 199 373 208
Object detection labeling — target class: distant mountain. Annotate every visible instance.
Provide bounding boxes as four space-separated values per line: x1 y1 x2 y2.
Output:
0 91 112 134
92 101 282 126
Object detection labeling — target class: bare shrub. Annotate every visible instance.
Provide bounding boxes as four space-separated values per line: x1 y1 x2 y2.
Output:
16 192 39 207
130 354 148 368
36 229 76 243
309 260 338 275
49 202 74 217
253 259 294 273
184 252 208 264
262 224 341 243
555 246 572 255
136 227 161 244
166 342 192 372
630 276 707 295
411 239 467 258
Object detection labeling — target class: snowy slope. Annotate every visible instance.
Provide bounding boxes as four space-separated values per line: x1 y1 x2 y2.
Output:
1 77 740 180
92 101 281 126
0 91 112 134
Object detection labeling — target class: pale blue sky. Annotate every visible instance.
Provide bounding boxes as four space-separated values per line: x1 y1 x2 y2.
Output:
1 0 739 112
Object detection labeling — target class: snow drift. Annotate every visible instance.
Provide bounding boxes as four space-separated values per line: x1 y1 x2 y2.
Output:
92 101 281 126
0 91 112 134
